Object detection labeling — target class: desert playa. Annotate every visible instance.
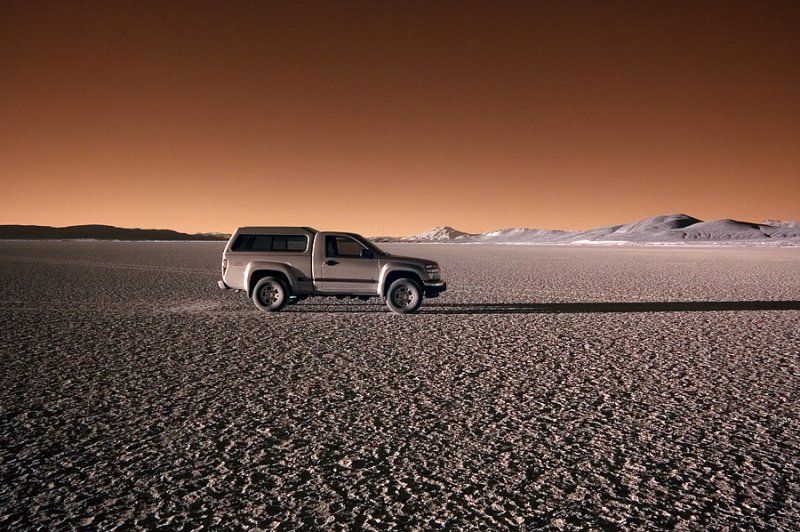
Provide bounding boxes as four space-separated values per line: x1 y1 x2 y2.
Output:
1 241 798 529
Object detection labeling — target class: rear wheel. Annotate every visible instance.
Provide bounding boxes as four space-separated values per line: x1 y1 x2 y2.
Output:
386 278 423 314
252 277 289 312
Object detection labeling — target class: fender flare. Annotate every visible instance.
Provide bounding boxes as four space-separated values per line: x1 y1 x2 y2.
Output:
244 262 299 296
378 263 427 296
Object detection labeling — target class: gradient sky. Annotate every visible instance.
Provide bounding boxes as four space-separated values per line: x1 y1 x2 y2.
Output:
2 1 798 235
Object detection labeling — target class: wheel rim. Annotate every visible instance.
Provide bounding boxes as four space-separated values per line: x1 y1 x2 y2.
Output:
259 283 281 306
392 286 417 308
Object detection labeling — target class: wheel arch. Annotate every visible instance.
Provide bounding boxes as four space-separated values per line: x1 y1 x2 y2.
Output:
247 268 294 297
381 270 424 297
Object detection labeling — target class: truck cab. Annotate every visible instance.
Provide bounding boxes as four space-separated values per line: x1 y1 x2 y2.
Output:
218 227 446 314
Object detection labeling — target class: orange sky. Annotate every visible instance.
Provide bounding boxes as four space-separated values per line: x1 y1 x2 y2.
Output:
2 1 798 235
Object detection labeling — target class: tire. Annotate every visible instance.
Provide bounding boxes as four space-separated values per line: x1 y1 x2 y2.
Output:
252 277 289 312
385 278 423 314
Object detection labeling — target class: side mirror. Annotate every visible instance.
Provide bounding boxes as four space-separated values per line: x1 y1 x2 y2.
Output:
360 249 375 259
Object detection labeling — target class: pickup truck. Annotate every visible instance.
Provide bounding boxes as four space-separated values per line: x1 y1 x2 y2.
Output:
217 227 446 314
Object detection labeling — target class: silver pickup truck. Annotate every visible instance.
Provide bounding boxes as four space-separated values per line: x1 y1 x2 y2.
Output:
218 227 446 314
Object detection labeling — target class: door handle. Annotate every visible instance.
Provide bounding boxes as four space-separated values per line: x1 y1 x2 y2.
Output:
325 260 339 266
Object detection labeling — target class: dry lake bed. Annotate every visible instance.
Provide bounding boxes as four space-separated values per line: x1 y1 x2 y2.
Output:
1 241 799 530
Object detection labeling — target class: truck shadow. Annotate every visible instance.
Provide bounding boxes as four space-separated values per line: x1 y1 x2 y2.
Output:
289 300 800 314
422 300 800 314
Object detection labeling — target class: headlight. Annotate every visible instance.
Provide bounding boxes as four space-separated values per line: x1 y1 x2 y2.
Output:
425 263 440 273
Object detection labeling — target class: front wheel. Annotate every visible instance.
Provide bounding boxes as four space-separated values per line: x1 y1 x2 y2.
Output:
386 278 423 314
252 277 289 312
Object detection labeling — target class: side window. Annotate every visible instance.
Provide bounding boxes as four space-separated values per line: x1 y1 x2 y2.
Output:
233 235 307 252
253 236 274 251
326 236 367 258
272 236 288 251
232 235 254 251
286 237 307 251
325 236 337 257
233 235 272 251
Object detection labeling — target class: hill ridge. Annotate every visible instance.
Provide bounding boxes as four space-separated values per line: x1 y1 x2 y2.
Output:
377 214 800 245
0 224 229 241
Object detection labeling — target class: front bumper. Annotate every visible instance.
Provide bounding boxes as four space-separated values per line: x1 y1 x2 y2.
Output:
423 280 447 297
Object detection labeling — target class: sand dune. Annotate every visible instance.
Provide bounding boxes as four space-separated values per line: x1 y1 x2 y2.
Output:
1 241 799 529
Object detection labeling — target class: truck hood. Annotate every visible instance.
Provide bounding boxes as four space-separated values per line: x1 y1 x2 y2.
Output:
381 255 431 266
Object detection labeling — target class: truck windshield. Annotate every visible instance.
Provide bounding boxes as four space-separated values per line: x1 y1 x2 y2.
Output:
361 238 387 256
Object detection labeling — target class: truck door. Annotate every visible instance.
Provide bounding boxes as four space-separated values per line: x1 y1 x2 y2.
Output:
318 235 380 294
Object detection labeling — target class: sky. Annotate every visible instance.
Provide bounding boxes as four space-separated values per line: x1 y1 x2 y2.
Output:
2 0 798 235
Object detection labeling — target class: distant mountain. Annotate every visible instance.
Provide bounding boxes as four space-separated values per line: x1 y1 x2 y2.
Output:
0 224 230 241
378 214 800 245
762 219 800 228
373 226 471 242
678 219 766 241
405 226 471 241
613 213 702 234
464 227 568 243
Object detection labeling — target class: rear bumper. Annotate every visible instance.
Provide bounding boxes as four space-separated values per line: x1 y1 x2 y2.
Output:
218 280 231 290
423 280 447 297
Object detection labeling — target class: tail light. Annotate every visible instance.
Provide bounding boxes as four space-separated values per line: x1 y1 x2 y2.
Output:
222 258 228 276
